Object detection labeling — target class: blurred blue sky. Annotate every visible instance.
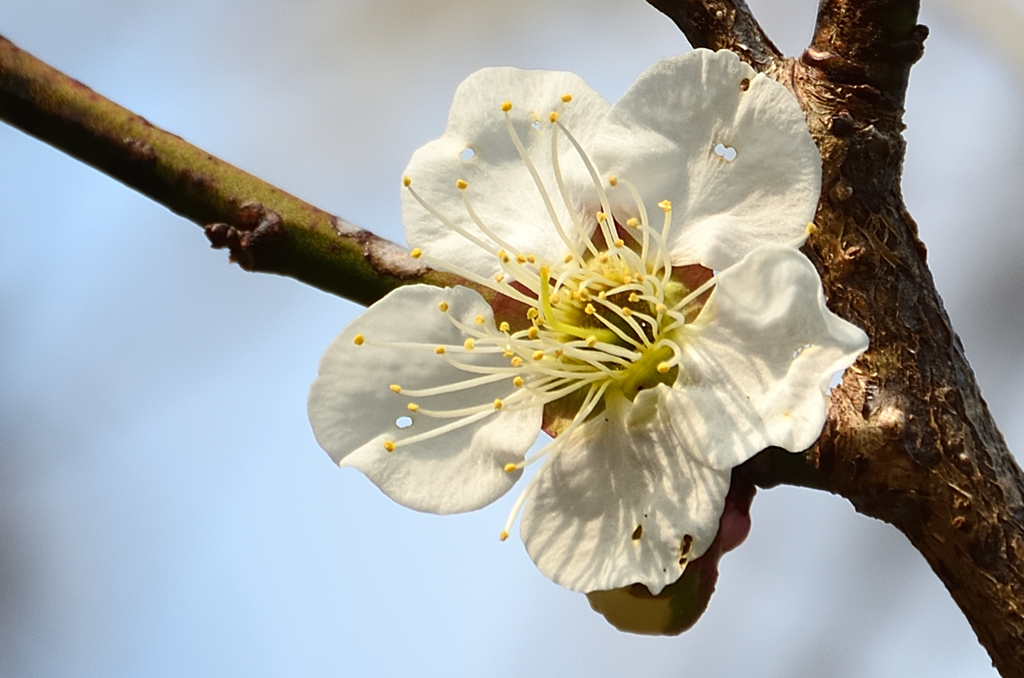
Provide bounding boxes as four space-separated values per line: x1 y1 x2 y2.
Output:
1 1 1021 676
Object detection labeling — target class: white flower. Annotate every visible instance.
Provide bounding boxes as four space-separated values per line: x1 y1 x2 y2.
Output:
308 49 868 595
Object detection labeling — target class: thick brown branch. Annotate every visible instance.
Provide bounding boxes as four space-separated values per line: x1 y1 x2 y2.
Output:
0 34 471 307
723 1 1024 675
645 0 781 70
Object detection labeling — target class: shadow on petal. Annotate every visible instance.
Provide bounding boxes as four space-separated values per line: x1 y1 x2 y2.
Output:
586 473 754 635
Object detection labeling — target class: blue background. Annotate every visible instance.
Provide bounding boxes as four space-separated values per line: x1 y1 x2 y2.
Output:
2 1 1022 676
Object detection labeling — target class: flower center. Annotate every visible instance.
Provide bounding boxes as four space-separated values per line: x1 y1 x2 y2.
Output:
390 94 717 538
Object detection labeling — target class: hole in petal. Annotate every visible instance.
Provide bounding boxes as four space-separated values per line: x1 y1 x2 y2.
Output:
826 370 845 394
714 143 737 161
460 147 475 161
395 416 413 429
631 524 643 541
739 77 750 92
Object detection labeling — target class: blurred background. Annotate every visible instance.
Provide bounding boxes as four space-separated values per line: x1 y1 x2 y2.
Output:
1 1 1021 676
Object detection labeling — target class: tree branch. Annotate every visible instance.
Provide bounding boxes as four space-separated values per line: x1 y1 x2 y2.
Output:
0 34 471 307
645 0 781 70
668 0 1023 674
4 2 1023 673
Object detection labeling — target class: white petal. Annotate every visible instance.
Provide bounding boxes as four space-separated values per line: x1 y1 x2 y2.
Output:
666 244 869 470
402 67 611 277
520 394 731 595
308 285 541 514
593 49 822 270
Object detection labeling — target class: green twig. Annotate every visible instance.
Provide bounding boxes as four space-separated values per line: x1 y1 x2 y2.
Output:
0 34 470 307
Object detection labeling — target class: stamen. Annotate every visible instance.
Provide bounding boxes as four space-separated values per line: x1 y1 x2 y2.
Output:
501 104 576 257
553 119 617 248
458 182 524 257
353 334 365 346
616 178 652 260
414 250 534 306
392 410 492 447
498 382 610 537
396 371 513 398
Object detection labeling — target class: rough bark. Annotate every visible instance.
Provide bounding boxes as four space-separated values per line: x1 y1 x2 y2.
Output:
647 1 1024 675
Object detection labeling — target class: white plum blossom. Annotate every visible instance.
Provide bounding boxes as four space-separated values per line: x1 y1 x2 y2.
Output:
308 49 868 595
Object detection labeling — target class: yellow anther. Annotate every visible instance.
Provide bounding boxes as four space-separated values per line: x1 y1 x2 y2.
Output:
598 252 609 263
463 338 476 351
597 291 607 300
657 362 671 374
516 253 527 264
549 294 560 305
438 302 449 312
561 94 572 103
658 200 673 212
549 111 559 123
494 273 505 282
384 441 396 452
493 398 504 410
389 384 402 393
623 275 633 284
585 335 598 347
510 356 524 367
806 221 818 235
498 249 510 262
456 179 469 190
534 317 545 327
563 254 574 264
608 175 618 186
626 218 639 228
499 321 510 333
475 314 486 325
585 303 596 315
614 239 625 248
527 254 536 263
435 346 446 355
499 530 509 541
410 248 423 258
579 289 591 301
656 303 668 314
353 334 365 346
513 376 524 388
407 403 419 412
402 175 411 187
526 307 539 320
504 463 519 473
527 326 539 340
622 307 633 317
532 350 545 361
628 293 640 303
595 211 607 222
503 349 514 358
501 101 513 112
